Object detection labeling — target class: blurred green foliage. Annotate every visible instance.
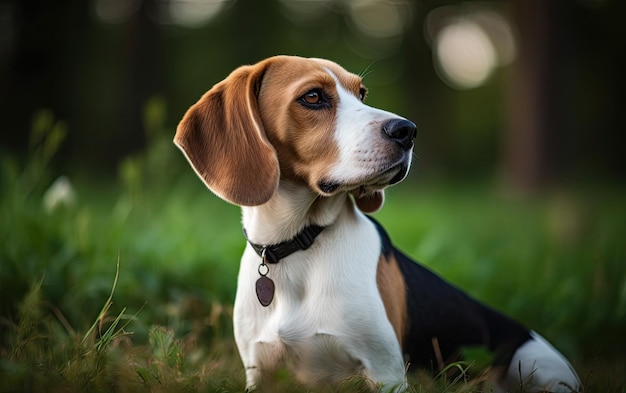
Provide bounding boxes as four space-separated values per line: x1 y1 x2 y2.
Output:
0 105 239 343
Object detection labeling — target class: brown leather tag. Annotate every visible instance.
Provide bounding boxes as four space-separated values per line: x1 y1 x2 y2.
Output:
255 276 275 307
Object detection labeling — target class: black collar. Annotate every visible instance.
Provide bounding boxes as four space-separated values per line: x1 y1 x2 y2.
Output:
244 225 325 264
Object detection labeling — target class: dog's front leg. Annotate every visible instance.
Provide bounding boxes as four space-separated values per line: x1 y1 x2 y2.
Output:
358 339 407 393
243 365 261 393
365 362 407 393
235 313 282 390
240 340 283 392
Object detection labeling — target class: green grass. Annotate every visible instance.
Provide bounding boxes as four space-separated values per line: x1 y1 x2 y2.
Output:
1 111 625 392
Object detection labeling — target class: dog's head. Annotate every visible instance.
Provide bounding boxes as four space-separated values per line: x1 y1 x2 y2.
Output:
174 56 416 213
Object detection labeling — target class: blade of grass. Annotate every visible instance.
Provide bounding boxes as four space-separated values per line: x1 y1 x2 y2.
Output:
82 251 145 355
82 251 120 346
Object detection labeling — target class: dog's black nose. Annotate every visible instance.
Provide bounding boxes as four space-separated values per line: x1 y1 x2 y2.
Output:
382 119 417 150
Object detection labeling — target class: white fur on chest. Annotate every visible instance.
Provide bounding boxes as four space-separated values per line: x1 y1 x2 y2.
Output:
233 207 404 387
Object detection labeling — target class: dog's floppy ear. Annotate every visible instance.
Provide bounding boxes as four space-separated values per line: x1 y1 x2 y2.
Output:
174 61 279 206
354 190 385 213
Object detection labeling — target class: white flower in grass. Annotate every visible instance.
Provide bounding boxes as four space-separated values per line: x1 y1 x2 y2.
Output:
43 176 76 213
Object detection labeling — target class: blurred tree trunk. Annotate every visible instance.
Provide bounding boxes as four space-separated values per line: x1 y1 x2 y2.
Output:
503 0 565 193
234 0 279 62
119 0 163 160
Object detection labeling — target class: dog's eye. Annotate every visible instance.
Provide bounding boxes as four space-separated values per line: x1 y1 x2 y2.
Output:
298 89 330 109
304 91 321 105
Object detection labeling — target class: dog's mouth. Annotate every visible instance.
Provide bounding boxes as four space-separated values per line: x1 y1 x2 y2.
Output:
388 163 409 185
318 181 341 194
317 161 409 197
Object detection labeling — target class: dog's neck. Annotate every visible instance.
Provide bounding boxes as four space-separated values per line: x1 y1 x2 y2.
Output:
241 181 349 246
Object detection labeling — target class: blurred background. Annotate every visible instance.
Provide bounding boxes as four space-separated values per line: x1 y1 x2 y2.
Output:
1 0 626 389
1 0 625 187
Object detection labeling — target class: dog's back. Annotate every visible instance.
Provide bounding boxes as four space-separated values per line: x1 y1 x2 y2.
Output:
370 216 580 391
370 217 530 369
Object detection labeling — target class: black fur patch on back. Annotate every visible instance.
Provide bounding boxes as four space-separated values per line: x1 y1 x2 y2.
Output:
367 216 531 372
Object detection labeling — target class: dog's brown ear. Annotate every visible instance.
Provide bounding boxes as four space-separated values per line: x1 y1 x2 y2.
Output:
354 190 385 213
174 61 279 206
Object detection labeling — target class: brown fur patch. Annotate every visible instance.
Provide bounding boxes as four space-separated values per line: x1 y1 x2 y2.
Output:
376 252 408 346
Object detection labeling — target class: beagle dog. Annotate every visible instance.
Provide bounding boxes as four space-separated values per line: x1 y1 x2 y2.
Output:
174 55 581 392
